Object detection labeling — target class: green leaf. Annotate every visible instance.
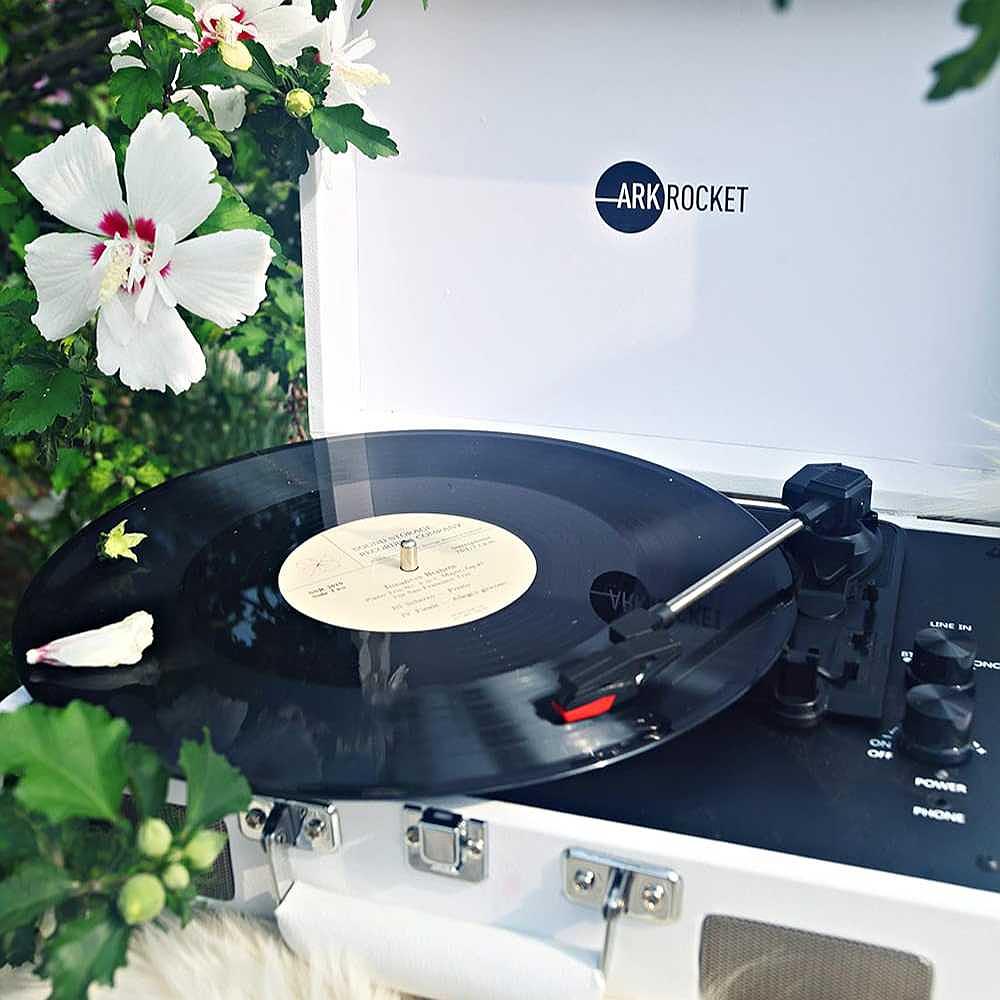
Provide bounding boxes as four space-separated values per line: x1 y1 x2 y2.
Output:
0 702 130 825
927 0 1000 99
141 22 186 86
175 46 231 90
310 104 399 159
144 0 198 26
0 186 16 206
0 797 37 865
124 743 168 820
88 458 117 494
178 730 251 834
109 67 165 128
167 103 232 159
196 178 275 238
0 861 75 934
0 925 36 968
134 461 166 486
9 215 39 260
226 39 280 93
2 364 84 436
40 909 130 1000
50 447 89 492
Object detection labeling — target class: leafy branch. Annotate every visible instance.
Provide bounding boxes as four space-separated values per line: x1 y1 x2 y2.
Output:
0 702 250 1000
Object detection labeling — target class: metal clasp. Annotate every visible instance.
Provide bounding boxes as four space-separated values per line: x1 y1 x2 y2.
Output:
239 797 340 903
563 848 681 975
403 805 487 882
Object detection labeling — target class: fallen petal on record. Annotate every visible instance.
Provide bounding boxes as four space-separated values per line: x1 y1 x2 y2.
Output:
25 610 154 667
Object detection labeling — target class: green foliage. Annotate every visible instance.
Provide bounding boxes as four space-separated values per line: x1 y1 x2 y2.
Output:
927 0 1000 99
109 67 166 128
178 731 252 833
0 702 130 825
0 702 250 997
39 909 131 1000
311 103 399 159
2 364 84 437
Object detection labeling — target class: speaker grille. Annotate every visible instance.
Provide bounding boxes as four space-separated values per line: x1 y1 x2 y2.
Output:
700 915 932 1000
121 798 236 902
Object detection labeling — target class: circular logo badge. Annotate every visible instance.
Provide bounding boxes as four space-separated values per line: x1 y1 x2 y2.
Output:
595 161 664 234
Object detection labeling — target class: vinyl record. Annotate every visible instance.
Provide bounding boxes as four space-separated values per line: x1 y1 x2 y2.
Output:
13 431 796 798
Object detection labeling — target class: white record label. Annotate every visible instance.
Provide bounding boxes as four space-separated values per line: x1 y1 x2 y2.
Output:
277 513 537 633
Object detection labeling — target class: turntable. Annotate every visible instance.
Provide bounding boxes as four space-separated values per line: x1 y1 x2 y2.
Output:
6 3 1000 999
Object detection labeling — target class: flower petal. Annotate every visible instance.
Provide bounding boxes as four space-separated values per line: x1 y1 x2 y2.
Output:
23 232 102 341
97 294 207 393
205 85 247 131
13 124 127 236
250 4 319 65
124 110 221 242
164 229 274 328
109 31 144 70
27 611 154 668
135 222 177 323
147 3 198 37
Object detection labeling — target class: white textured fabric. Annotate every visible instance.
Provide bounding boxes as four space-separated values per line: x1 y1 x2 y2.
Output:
278 882 606 1000
124 111 221 242
0 910 402 999
12 124 128 236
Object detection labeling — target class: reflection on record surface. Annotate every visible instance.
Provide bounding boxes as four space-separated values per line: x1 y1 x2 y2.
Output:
14 431 796 797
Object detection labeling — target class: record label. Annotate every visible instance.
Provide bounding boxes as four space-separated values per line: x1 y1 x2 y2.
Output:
277 512 537 633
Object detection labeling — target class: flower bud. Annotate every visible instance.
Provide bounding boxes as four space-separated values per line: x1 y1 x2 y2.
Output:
183 829 228 871
285 88 315 119
136 818 172 859
162 863 191 892
118 873 166 925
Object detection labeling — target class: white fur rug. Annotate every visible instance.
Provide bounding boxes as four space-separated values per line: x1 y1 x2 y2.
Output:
0 910 404 1000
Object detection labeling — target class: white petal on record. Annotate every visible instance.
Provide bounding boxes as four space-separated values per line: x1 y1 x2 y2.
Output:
12 124 127 236
250 4 319 65
124 110 221 242
164 229 274 328
23 233 102 341
97 294 207 393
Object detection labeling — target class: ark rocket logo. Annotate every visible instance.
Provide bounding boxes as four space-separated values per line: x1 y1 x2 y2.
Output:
595 161 663 233
595 160 750 234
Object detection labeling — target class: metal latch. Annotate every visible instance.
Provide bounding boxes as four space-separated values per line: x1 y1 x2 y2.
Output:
239 797 340 903
403 805 487 882
563 848 681 975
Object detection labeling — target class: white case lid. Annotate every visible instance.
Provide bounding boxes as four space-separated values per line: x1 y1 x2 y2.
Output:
300 0 1000 520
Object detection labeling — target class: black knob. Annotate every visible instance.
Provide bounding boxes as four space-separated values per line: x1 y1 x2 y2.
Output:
909 627 975 690
899 684 974 765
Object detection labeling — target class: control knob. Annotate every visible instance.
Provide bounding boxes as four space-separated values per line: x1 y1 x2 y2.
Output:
899 684 974 765
908 627 975 691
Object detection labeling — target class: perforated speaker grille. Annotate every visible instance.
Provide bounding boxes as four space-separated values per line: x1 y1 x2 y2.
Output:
121 798 236 902
700 916 932 1000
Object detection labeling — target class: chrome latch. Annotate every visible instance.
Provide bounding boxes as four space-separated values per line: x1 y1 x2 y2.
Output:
239 797 340 903
403 805 487 882
563 849 681 974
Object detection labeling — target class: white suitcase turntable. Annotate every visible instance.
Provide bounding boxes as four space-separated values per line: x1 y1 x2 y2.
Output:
7 2 1000 998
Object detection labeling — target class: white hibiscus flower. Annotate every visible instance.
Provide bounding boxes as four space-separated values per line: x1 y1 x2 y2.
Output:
149 0 318 69
13 110 274 394
109 30 248 131
315 0 389 108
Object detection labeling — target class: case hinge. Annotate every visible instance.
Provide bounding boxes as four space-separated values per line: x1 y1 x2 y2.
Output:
239 797 340 903
563 848 682 975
